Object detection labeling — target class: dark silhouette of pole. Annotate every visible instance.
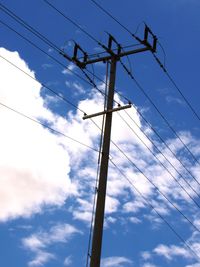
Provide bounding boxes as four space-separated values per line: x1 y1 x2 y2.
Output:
90 57 117 267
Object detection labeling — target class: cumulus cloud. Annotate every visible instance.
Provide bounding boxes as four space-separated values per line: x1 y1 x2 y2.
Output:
0 47 76 221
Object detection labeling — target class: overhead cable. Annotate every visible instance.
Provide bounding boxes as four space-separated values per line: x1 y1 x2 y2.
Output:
0 101 99 153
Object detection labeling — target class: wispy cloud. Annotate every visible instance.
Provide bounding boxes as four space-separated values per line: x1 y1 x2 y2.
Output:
22 223 81 266
62 63 76 75
41 63 52 70
142 263 158 267
64 256 73 266
101 256 132 267
166 95 185 106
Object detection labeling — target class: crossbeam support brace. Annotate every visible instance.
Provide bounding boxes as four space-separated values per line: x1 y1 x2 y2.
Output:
83 104 132 120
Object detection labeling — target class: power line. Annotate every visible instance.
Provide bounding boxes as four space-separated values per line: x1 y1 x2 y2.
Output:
42 0 200 169
152 53 200 123
0 101 99 153
85 62 200 205
3 46 199 231
0 16 120 107
0 53 85 114
42 0 133 104
58 42 200 230
1 0 200 249
88 0 142 43
0 0 136 111
117 111 200 204
125 107 200 188
120 59 200 166
109 158 200 261
81 63 200 210
43 0 99 44
89 0 200 126
2 57 199 262
0 18 96 88
110 139 200 234
0 2 114 103
8 0 197 184
0 2 60 53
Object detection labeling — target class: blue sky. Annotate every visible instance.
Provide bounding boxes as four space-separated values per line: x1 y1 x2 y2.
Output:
1 0 200 267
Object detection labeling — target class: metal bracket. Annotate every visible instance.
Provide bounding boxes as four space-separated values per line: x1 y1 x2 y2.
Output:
72 42 88 68
83 104 132 120
107 33 121 55
143 24 157 53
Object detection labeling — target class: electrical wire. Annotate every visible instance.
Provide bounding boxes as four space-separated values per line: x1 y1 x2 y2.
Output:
2 52 199 262
0 2 60 53
42 0 200 169
118 48 200 193
89 0 200 126
0 53 85 114
52 64 198 239
1 0 198 246
109 158 200 261
89 0 142 43
125 107 200 188
41 0 138 104
110 139 200 234
119 59 200 166
0 0 132 108
152 52 200 122
43 0 99 44
3 46 200 230
117 111 200 203
0 16 121 107
0 18 96 89
0 101 99 153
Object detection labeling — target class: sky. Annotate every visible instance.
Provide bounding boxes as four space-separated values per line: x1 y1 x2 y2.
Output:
1 0 200 266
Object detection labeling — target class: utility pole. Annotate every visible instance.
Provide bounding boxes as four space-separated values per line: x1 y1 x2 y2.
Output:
61 26 157 267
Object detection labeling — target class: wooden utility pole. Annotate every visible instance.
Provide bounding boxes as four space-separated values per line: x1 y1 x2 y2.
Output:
61 26 157 267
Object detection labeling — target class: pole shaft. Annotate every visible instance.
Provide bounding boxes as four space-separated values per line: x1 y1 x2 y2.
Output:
90 57 117 267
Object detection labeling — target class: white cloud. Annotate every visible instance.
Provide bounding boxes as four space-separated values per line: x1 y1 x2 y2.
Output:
64 256 73 266
28 251 55 267
22 223 81 266
129 216 142 224
72 81 85 94
141 251 152 260
142 263 157 267
101 256 132 267
62 63 76 75
41 63 52 70
65 80 86 95
0 47 76 221
186 264 200 267
166 95 185 106
2 48 200 266
153 244 192 260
